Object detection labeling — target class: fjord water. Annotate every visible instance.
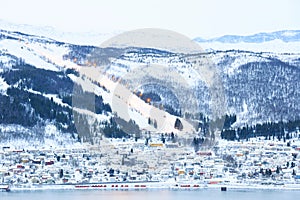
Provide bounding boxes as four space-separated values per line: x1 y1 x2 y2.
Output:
1 189 300 200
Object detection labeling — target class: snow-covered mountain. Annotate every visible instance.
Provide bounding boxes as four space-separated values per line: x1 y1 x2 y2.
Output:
195 30 300 43
0 25 300 146
0 27 202 146
0 19 120 46
195 30 300 53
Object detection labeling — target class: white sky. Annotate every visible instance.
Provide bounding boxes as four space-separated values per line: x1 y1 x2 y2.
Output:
0 0 299 39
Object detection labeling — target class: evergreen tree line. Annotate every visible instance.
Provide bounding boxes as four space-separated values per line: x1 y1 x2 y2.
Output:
2 63 74 95
0 87 76 133
221 116 300 141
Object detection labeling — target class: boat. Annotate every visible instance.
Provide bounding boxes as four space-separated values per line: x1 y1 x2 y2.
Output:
0 184 10 192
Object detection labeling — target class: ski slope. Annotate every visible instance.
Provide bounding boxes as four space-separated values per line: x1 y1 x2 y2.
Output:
23 42 197 136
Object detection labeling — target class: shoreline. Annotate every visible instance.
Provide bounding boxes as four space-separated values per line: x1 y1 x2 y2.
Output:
5 182 300 192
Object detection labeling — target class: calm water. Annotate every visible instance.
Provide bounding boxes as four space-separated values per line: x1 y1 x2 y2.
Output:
1 189 300 200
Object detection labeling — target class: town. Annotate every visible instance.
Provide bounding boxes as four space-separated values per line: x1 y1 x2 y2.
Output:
1 134 300 191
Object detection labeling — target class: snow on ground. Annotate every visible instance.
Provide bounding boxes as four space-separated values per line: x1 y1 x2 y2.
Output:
26 42 79 71
43 93 70 108
0 39 60 71
27 42 70 60
43 124 80 149
227 55 266 76
0 55 14 70
210 51 271 76
68 71 114 106
96 69 195 135
0 55 12 63
112 54 203 88
0 76 9 95
26 42 197 135
72 107 110 122
26 88 110 123
0 124 80 149
234 100 249 128
272 53 300 65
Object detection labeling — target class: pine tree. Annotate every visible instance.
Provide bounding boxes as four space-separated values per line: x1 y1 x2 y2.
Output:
174 118 183 131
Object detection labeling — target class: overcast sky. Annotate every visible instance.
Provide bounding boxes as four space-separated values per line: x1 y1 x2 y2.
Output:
0 0 299 38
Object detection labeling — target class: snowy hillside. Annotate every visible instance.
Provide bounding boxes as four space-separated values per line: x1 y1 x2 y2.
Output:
0 28 201 147
0 25 300 146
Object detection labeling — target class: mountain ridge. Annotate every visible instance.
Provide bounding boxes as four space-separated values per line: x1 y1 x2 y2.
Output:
0 27 300 147
194 30 300 43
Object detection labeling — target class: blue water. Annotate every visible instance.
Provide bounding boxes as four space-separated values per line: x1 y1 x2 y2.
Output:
1 189 300 200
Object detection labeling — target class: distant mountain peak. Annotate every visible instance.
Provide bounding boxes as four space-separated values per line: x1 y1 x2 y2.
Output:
194 30 300 43
0 19 121 46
